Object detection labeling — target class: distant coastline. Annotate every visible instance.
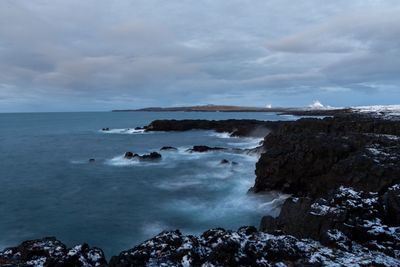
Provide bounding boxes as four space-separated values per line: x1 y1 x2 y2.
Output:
112 105 352 116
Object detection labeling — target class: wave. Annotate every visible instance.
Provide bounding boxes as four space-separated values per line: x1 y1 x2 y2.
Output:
207 131 263 149
105 155 141 166
99 128 146 134
157 180 204 190
227 137 263 148
208 132 232 139
165 191 286 222
258 193 290 213
105 155 165 167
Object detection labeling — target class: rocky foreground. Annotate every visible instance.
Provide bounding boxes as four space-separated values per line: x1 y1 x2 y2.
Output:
1 114 400 266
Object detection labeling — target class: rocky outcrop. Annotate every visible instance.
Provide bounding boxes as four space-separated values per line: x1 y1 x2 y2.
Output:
260 185 400 259
382 184 400 226
254 116 400 197
145 119 283 137
253 115 400 265
124 151 162 161
108 226 399 266
2 225 399 266
0 237 107 267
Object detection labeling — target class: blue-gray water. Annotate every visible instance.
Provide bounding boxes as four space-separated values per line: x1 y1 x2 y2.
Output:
0 112 296 257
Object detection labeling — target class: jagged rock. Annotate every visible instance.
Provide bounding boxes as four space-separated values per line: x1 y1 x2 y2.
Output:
124 151 161 161
187 145 225 153
108 226 400 267
160 146 178 151
144 119 283 137
383 184 400 226
260 186 400 258
0 237 107 267
254 116 400 197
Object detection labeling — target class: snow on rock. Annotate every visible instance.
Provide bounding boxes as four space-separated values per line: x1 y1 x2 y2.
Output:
352 105 400 120
0 237 107 267
261 185 400 263
1 187 400 266
108 226 400 267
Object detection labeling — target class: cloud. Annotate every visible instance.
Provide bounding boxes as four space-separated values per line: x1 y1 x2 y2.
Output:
0 0 400 111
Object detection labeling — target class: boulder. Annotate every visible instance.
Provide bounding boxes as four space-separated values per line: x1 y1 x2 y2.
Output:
220 159 230 164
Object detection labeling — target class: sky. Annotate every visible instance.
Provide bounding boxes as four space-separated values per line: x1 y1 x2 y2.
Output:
1 0 400 112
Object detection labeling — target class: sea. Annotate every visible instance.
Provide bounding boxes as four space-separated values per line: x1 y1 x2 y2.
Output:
0 111 298 257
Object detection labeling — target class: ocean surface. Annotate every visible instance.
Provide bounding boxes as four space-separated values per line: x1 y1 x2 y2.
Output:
0 111 297 257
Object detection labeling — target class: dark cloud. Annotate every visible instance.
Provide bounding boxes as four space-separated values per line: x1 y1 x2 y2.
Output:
0 0 399 111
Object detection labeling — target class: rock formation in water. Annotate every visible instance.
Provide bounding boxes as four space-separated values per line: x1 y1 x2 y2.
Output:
144 119 283 137
124 151 162 161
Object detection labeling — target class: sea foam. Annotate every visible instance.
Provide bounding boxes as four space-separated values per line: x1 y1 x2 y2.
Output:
99 128 146 134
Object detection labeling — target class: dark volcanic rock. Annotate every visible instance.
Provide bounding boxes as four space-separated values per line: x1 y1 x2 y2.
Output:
108 226 400 267
254 116 400 197
2 227 399 267
124 151 136 159
383 184 400 226
219 159 239 166
145 119 283 137
102 127 110 131
260 186 400 258
124 151 161 161
188 145 225 153
0 237 107 267
160 146 178 151
140 152 162 160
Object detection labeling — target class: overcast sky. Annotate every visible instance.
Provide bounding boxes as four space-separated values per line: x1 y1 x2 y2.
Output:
1 0 400 112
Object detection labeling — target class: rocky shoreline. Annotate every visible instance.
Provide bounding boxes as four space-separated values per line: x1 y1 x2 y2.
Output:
1 114 399 266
